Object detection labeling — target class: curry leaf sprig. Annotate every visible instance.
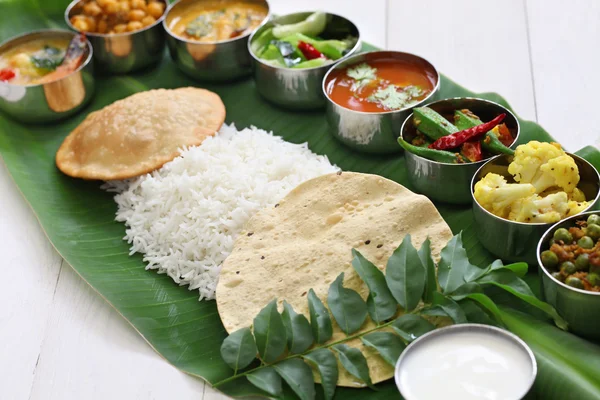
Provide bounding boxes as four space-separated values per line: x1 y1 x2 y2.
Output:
213 232 566 400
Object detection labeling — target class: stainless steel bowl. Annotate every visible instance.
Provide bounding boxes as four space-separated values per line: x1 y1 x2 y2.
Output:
0 30 94 124
248 11 360 110
394 324 537 400
472 153 600 264
537 211 600 340
164 0 270 81
401 97 519 203
65 0 167 74
324 51 440 154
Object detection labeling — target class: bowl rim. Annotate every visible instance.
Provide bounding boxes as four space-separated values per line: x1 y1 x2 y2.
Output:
64 0 167 38
0 29 93 88
394 323 537 400
321 50 440 116
537 210 600 296
247 10 361 72
470 152 600 227
399 96 521 166
163 0 271 45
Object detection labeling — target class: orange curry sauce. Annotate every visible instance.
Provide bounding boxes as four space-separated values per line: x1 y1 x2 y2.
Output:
325 58 437 112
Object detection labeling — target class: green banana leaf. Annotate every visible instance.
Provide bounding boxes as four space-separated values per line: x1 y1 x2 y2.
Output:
2 1 600 399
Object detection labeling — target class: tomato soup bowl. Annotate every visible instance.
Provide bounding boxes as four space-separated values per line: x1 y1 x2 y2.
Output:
249 11 361 110
323 51 439 154
471 153 600 265
0 30 94 124
537 211 600 340
401 97 519 204
165 0 270 81
65 0 167 74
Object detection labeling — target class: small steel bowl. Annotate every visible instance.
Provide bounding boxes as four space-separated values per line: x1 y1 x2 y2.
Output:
324 51 439 154
401 97 519 203
0 30 94 124
472 153 600 265
395 324 537 400
248 11 360 110
65 0 167 74
164 0 270 81
537 211 600 340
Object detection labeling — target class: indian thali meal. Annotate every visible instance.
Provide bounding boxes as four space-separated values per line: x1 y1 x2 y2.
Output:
250 12 358 69
0 34 88 85
474 141 591 224
398 106 515 163
540 214 600 291
68 0 166 34
167 0 268 42
324 60 436 112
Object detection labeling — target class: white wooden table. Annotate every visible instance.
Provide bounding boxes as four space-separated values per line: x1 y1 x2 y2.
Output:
1 1 599 399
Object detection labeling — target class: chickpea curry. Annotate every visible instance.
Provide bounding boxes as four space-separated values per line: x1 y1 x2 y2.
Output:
168 1 268 42
69 0 166 35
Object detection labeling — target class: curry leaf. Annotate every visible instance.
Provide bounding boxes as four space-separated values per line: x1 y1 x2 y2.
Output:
462 293 505 324
458 298 501 327
253 300 287 363
438 232 482 292
219 327 258 373
449 282 482 301
423 292 467 323
327 273 368 335
332 344 374 388
385 234 425 311
282 301 314 354
488 260 528 277
247 367 282 397
361 332 406 367
303 349 338 400
418 238 438 303
351 249 397 322
273 359 316 400
392 314 435 342
477 270 567 329
308 289 333 344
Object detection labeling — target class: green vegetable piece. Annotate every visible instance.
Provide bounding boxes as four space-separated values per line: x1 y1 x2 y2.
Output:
413 107 458 140
292 58 329 69
454 110 514 156
281 301 314 354
418 237 438 303
261 44 285 62
391 314 435 342
273 358 316 400
398 137 462 164
220 327 258 373
541 250 559 269
307 289 333 344
587 214 600 226
247 367 282 397
586 223 600 241
351 249 397 323
273 11 327 39
281 33 349 60
560 261 577 276
565 276 585 289
553 228 573 244
575 253 590 271
588 273 600 286
327 273 368 334
578 236 594 249
385 234 426 311
253 300 287 363
30 46 64 71
551 271 564 282
332 344 373 388
454 109 482 130
437 232 481 294
303 349 338 400
361 332 406 367
251 27 274 55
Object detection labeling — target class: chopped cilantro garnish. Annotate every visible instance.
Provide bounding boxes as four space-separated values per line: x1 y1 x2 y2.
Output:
367 85 424 110
347 62 377 81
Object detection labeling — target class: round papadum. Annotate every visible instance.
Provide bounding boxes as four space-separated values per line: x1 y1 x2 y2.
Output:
56 87 225 180
216 172 453 387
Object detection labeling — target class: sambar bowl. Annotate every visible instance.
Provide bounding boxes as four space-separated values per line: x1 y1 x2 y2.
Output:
65 0 167 74
401 97 519 203
164 0 270 81
248 11 360 110
472 153 600 265
537 211 600 340
0 30 94 124
324 51 439 154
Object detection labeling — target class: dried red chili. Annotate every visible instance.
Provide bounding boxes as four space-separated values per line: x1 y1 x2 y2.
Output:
297 41 324 60
0 68 15 82
429 113 506 150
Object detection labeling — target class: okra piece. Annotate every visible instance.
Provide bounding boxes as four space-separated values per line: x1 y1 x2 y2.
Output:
398 138 463 164
453 110 514 155
413 107 458 140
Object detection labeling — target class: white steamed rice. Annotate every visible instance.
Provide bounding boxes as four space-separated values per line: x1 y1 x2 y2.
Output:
106 124 339 300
